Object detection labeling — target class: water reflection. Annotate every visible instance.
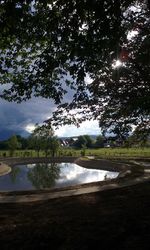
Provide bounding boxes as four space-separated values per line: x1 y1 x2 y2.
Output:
10 166 21 183
28 163 60 189
0 163 118 191
55 163 118 187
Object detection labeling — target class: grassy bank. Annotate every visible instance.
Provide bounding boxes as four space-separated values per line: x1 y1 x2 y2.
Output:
0 147 150 159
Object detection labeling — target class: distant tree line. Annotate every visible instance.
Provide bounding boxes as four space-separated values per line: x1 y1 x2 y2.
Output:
66 131 150 149
0 127 149 157
0 135 27 151
72 135 105 149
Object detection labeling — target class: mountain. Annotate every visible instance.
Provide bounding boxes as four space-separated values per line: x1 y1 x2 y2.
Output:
59 135 99 140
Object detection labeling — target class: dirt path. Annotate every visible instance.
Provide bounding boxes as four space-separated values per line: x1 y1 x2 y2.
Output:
0 162 11 176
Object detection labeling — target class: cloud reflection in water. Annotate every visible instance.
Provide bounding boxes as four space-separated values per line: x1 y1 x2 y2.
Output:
55 163 118 187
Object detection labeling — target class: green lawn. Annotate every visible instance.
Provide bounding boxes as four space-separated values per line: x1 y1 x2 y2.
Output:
0 147 150 158
85 147 150 158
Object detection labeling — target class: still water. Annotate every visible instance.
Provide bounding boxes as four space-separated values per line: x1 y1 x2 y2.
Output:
0 163 119 191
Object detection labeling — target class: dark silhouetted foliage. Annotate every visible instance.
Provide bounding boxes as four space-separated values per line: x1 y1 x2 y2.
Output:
0 0 149 133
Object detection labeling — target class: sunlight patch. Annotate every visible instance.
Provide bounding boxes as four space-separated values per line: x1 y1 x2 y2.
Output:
112 60 122 69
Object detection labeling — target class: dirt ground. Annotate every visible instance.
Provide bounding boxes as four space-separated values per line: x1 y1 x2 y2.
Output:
0 181 150 250
0 157 150 249
0 163 11 176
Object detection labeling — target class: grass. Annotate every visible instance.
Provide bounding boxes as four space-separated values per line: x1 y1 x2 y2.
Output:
0 147 150 158
85 147 150 158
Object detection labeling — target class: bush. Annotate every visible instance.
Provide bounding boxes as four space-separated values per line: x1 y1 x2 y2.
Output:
81 149 86 156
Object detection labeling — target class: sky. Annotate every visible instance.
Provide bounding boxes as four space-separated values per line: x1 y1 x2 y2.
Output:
0 76 101 140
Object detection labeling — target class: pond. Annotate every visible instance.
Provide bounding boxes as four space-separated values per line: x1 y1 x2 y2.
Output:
0 163 119 191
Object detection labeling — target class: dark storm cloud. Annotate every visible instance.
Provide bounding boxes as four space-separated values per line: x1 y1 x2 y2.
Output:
0 97 56 140
0 77 94 140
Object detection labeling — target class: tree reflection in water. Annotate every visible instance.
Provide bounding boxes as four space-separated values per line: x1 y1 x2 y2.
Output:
27 163 60 189
10 167 21 183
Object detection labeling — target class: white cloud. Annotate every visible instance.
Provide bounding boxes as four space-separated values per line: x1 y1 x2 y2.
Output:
25 124 36 133
55 120 101 137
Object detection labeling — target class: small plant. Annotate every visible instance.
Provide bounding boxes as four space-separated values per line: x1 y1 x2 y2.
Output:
80 144 87 156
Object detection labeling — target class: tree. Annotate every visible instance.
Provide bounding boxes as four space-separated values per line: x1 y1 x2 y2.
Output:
73 135 93 148
73 136 87 149
49 136 60 157
102 121 131 144
30 123 60 157
126 123 150 147
39 125 55 157
29 126 43 157
0 1 149 133
0 140 8 150
7 135 21 156
16 135 29 150
84 135 93 148
30 123 54 157
48 0 150 134
95 135 105 148
133 124 150 147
